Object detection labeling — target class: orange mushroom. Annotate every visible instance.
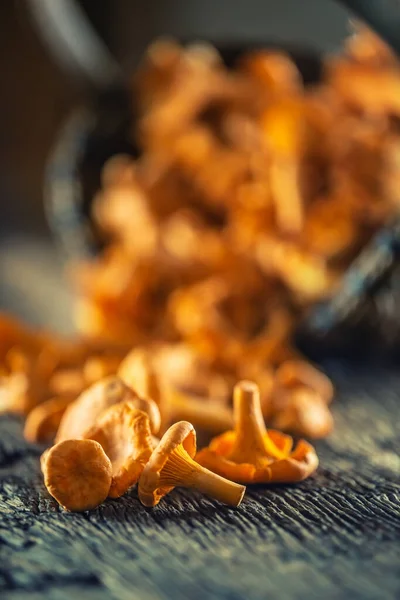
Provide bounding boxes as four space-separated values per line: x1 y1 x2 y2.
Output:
196 380 318 483
256 237 336 302
118 347 169 428
83 355 122 384
119 346 233 433
260 99 305 234
270 360 334 438
118 348 165 407
55 376 139 442
0 347 49 415
138 421 245 507
125 395 161 436
275 360 334 404
271 385 334 439
24 396 73 444
242 50 303 96
327 58 400 116
169 388 233 434
48 368 86 398
41 439 112 512
84 401 155 498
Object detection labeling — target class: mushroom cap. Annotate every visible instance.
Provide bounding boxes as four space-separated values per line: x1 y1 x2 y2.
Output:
196 428 318 484
24 396 72 443
138 421 196 506
265 436 319 483
125 396 161 435
48 368 86 398
42 439 112 511
118 348 164 403
83 355 122 384
55 376 138 442
272 385 334 439
84 401 154 498
275 360 334 404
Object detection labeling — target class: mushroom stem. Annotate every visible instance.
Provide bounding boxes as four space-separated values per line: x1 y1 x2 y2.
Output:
161 443 244 507
192 465 245 507
169 388 233 433
270 159 303 234
233 381 267 446
229 381 285 463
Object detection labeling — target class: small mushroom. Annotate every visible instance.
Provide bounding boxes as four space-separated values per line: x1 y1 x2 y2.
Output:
119 348 164 405
275 360 334 404
0 348 49 415
83 355 122 385
256 237 336 302
261 99 305 234
118 348 169 429
271 385 334 439
48 368 86 398
138 421 245 507
55 376 140 442
24 396 73 444
301 197 358 260
119 347 233 434
242 50 303 96
270 360 334 438
41 439 112 512
196 380 319 483
84 401 155 498
126 395 161 436
169 388 233 434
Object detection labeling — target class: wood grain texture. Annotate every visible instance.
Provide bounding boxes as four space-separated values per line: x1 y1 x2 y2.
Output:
0 365 399 600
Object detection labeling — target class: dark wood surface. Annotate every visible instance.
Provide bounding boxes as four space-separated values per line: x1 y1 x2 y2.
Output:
1 363 399 600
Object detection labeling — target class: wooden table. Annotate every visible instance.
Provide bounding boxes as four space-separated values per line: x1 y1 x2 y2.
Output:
0 241 399 600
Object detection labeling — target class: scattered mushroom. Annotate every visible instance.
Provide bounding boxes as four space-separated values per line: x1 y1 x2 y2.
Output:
270 385 334 439
261 99 305 235
138 421 246 507
41 439 112 512
168 388 233 434
270 360 334 438
119 346 233 433
274 360 334 404
24 396 73 444
0 348 49 414
84 401 155 498
83 355 122 384
48 368 86 398
118 347 170 430
196 380 319 483
55 376 139 442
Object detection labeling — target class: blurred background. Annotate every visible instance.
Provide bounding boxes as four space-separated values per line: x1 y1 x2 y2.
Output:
0 0 350 331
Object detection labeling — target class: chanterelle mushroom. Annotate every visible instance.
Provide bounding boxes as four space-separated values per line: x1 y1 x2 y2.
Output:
84 401 155 498
119 346 233 433
196 380 319 483
271 360 334 438
118 348 169 429
41 439 112 512
55 376 139 442
138 421 245 507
